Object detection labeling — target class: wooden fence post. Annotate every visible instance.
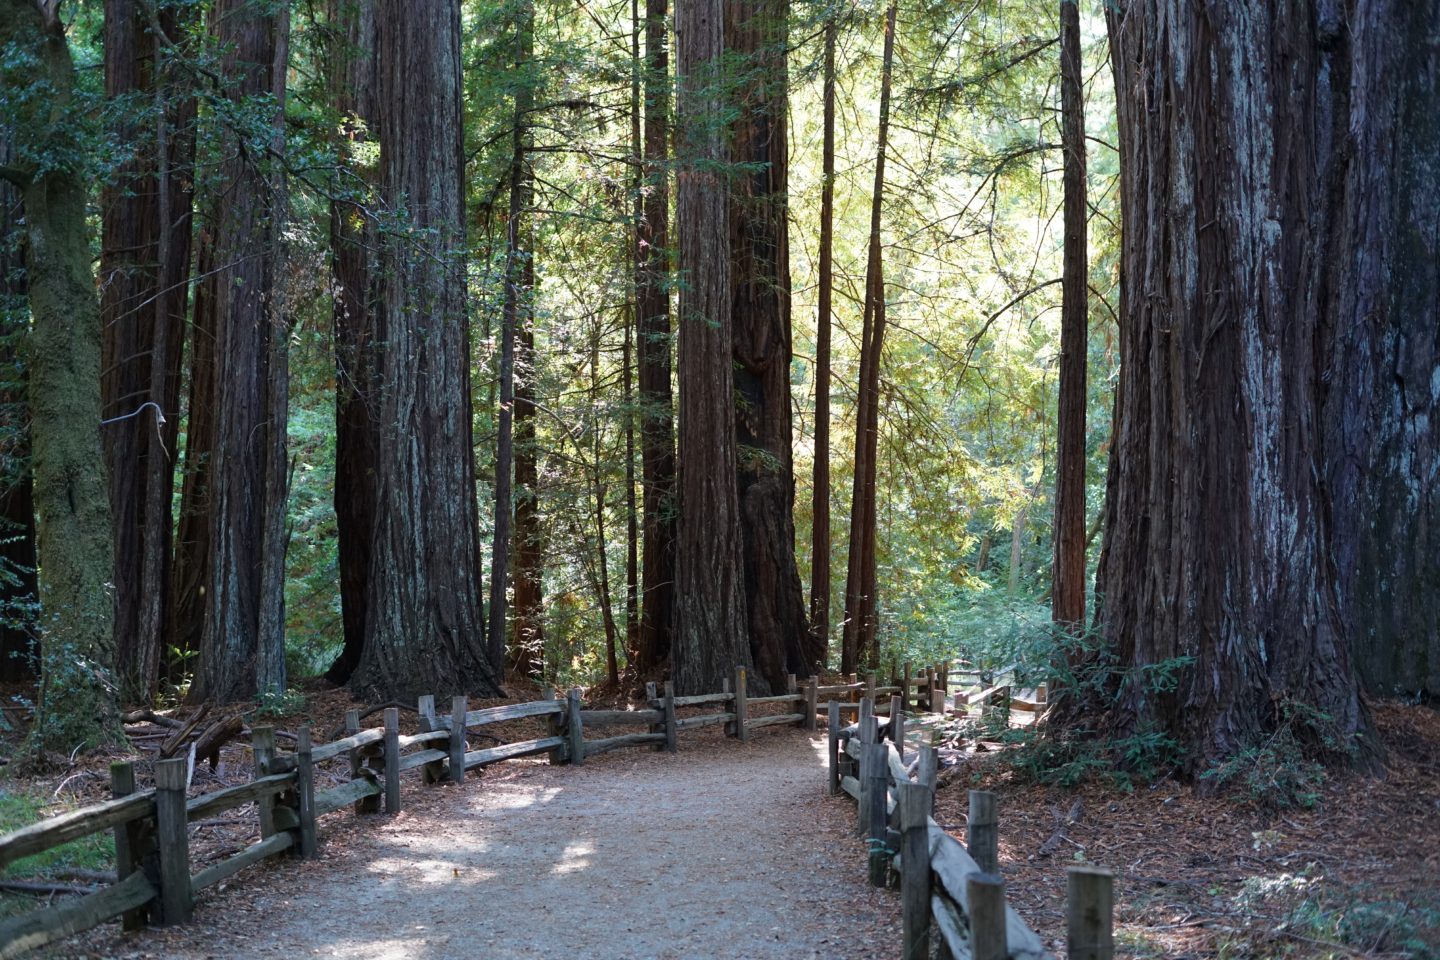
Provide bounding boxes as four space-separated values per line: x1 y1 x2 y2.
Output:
890 694 905 759
1067 866 1115 960
827 701 840 795
968 790 998 875
898 781 932 960
968 872 1008 960
732 665 748 742
383 707 401 814
864 742 890 886
902 662 912 710
110 761 149 931
343 709 378 815
566 688 585 765
416 695 444 784
645 683 663 751
662 681 678 753
917 745 938 814
805 676 819 730
865 671 877 707
153 757 192 925
859 697 878 746
449 695 468 782
251 726 277 838
296 726 318 858
545 689 565 764
786 673 797 695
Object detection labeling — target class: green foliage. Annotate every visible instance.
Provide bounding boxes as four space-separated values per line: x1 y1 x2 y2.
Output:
1227 869 1440 960
0 789 114 878
254 687 308 719
1199 699 1334 811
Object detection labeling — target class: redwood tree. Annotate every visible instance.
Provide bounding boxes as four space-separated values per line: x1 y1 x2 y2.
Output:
840 0 897 674
1050 0 1086 633
728 0 819 690
1092 0 1440 766
189 0 291 704
325 0 379 686
809 7 837 653
100 0 195 701
672 0 751 694
631 0 676 676
353 0 499 699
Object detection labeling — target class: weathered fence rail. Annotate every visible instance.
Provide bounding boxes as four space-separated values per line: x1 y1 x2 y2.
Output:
825 693 1114 960
0 663 824 956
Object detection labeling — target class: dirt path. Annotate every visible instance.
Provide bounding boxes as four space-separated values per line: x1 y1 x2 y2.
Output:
66 728 898 960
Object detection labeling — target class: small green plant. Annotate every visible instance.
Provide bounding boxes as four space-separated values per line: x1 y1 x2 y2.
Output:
1200 698 1333 810
255 687 308 718
1230 870 1440 959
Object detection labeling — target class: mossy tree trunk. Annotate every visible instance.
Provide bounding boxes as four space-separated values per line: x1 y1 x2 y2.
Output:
0 0 120 751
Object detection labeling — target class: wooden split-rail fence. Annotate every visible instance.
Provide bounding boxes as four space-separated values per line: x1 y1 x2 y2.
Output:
0 664 823 958
826 694 1115 960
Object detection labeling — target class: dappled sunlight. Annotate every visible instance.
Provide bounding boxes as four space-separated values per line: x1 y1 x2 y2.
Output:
552 839 594 875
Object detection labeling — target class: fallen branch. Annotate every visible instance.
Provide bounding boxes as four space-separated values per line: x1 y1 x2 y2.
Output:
159 704 212 759
0 880 99 896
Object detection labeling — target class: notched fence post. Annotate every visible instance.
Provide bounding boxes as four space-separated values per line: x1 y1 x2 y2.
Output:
153 757 192 925
110 761 150 931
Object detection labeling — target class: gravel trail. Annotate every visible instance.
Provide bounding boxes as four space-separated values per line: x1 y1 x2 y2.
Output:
67 728 899 959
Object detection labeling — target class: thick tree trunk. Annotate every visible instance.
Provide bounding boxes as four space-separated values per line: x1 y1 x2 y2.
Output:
1 0 120 749
355 0 498 700
1050 0 1087 633
101 0 195 703
728 0 817 692
840 0 896 674
809 10 836 656
490 0 534 676
1323 1 1439 699
0 133 36 682
190 0 291 704
672 0 751 695
632 0 676 676
1098 0 1392 769
324 0 378 686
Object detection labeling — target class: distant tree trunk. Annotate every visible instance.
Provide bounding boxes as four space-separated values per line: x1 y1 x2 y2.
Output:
490 0 534 675
189 0 291 705
355 0 498 699
324 0 378 686
840 0 896 674
0 133 36 683
169 223 216 681
632 0 676 676
1097 0 1390 769
0 0 120 749
728 0 816 692
621 308 639 667
809 9 837 657
1323 1 1439 699
512 262 544 678
1008 505 1026 596
672 0 751 694
623 4 642 668
101 0 195 703
1051 0 1086 633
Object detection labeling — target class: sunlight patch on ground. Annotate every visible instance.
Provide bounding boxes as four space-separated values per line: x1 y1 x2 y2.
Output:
552 839 594 874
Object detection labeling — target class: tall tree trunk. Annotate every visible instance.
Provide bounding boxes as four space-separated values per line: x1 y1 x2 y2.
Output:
324 0 379 686
101 0 195 702
672 0 750 694
490 0 534 675
190 0 291 704
728 0 816 692
632 0 676 676
512 259 544 677
355 0 499 699
0 131 36 682
1097 0 1391 769
591 338 620 686
809 9 836 658
623 3 642 668
1323 1 1440 699
0 0 120 749
840 0 896 674
1051 0 1087 633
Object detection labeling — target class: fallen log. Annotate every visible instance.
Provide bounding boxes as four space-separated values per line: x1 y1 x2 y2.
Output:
193 715 246 770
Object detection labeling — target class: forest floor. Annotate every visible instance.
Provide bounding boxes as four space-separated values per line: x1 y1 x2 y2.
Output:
936 701 1440 959
0 686 1437 958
